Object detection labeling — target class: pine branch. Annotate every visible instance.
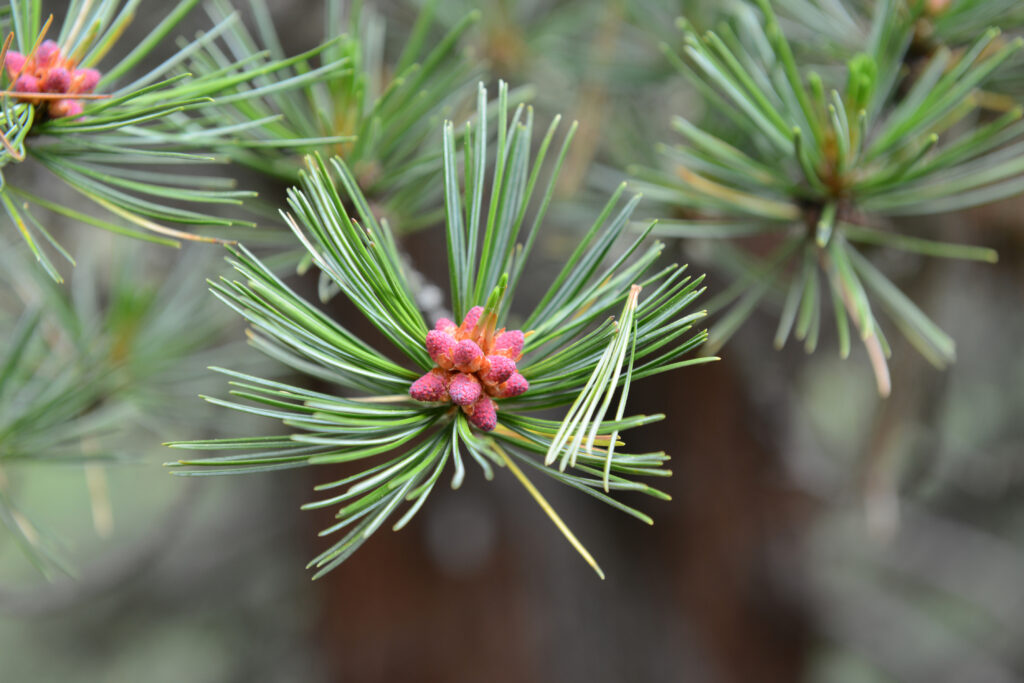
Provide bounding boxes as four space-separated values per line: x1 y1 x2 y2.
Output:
0 0 348 281
0 238 247 573
191 0 486 233
170 82 713 579
633 0 1023 394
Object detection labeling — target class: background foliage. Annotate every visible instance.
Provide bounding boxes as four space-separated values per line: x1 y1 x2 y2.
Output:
1 0 1023 682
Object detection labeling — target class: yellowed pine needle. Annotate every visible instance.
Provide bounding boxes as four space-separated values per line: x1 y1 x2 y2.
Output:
3 195 37 248
0 91 111 100
491 423 531 440
568 281 606 320
676 166 801 220
492 423 620 450
0 32 13 74
819 247 891 397
863 330 891 397
12 509 40 545
0 128 25 161
29 15 55 56
349 394 413 403
0 33 25 163
976 91 1019 114
63 3 94 53
837 274 891 398
603 284 641 492
90 194 235 244
78 12 131 67
85 463 114 538
491 440 605 579
0 466 42 545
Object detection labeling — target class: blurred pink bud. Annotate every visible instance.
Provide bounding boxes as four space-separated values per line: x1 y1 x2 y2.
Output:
49 99 83 118
434 317 457 336
492 330 524 360
497 372 528 398
72 68 100 93
5 51 25 77
36 40 59 66
13 74 40 93
448 372 481 406
425 329 456 369
481 355 515 384
452 339 484 373
409 370 449 402
44 67 71 93
458 306 483 336
467 395 497 431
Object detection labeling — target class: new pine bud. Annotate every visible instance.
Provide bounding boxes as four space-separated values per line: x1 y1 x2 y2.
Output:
448 372 482 406
497 372 528 398
4 51 25 77
434 318 457 336
425 330 456 369
492 330 524 360
13 74 40 92
458 306 483 337
35 40 59 67
409 370 449 402
452 339 484 373
466 395 497 431
44 67 71 93
480 355 515 384
49 99 83 118
72 68 100 93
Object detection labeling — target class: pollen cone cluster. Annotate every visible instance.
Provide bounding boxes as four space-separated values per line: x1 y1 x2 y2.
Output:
409 306 528 431
5 40 100 118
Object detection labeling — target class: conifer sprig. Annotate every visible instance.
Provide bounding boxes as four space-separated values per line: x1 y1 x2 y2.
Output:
632 0 1022 394
195 0 483 232
0 0 349 281
0 240 243 574
775 0 1024 66
170 82 714 579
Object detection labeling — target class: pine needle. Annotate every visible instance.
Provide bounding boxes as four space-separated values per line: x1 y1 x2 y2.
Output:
491 440 605 580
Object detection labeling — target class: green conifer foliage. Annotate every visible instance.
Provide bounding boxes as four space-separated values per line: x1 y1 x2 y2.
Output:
633 0 1023 394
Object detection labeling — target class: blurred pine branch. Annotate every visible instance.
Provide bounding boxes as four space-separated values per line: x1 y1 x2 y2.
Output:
0 0 348 281
632 0 1023 394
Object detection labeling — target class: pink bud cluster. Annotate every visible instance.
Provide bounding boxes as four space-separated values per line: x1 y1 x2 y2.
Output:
409 306 528 431
5 40 100 118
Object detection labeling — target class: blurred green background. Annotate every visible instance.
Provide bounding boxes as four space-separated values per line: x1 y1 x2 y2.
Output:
2 0 1023 681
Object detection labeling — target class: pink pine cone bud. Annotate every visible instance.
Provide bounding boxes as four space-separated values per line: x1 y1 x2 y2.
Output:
480 355 515 384
452 339 484 373
425 329 455 369
497 372 528 398
5 51 25 77
44 67 71 93
466 395 497 431
458 306 483 336
448 372 481 406
492 330 524 360
409 370 449 402
434 317 457 335
49 99 83 118
13 74 40 93
72 68 100 93
36 40 59 67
